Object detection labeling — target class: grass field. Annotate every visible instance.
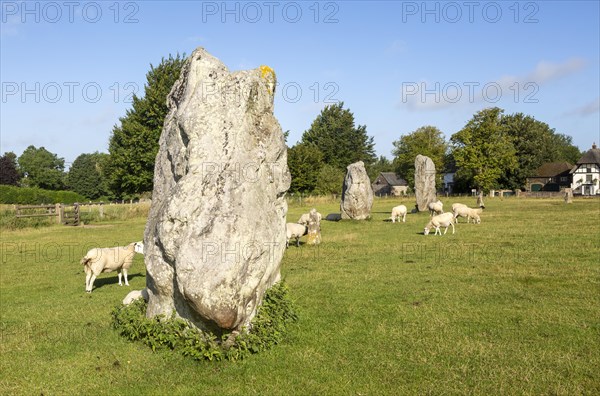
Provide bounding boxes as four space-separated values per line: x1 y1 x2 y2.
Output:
1 197 599 395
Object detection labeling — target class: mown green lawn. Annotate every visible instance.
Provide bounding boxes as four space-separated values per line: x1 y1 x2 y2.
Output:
1 197 598 395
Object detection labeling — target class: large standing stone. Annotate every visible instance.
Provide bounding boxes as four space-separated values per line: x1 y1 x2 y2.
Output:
144 48 291 333
414 155 437 212
340 161 373 220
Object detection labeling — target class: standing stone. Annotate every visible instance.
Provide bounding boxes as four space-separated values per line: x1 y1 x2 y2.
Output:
340 161 373 220
305 208 322 245
414 155 437 212
477 192 485 208
144 48 291 333
564 188 573 204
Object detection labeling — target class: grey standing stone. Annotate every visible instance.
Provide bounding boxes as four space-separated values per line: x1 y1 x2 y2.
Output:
414 155 437 212
144 48 291 333
340 161 373 220
564 188 573 204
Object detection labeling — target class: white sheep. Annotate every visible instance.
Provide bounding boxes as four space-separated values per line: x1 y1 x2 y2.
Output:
453 206 482 224
390 205 407 223
80 242 142 293
122 288 149 305
451 203 468 223
424 212 456 235
428 200 444 216
286 223 308 248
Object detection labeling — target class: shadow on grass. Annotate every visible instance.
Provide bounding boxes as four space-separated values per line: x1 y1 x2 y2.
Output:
91 273 144 290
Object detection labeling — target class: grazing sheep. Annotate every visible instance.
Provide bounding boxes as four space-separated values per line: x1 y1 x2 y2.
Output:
424 212 456 235
122 288 149 305
80 242 142 293
451 203 468 223
428 200 444 216
391 205 407 223
453 206 482 224
286 223 308 247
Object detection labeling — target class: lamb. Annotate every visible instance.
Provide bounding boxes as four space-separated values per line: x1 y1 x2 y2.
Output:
428 200 444 216
453 206 482 224
424 212 456 235
390 205 407 223
286 223 308 248
80 242 142 293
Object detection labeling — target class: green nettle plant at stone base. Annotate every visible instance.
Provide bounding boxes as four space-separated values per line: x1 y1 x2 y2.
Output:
111 282 298 362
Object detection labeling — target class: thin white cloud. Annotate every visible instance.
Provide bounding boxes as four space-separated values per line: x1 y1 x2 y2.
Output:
564 97 600 117
399 58 587 111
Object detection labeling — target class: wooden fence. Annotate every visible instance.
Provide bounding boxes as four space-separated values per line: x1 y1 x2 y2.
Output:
15 203 81 226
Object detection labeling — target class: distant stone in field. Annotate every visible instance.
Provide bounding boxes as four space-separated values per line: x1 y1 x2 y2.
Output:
144 47 291 333
305 208 322 245
414 155 436 212
564 188 573 204
340 161 373 220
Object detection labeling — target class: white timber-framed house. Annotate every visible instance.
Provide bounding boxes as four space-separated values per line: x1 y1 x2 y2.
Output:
570 143 600 195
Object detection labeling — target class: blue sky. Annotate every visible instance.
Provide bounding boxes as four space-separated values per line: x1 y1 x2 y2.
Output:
1 1 599 166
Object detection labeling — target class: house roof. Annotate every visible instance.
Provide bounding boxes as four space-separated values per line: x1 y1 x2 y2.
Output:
378 172 408 186
532 162 573 177
576 144 600 165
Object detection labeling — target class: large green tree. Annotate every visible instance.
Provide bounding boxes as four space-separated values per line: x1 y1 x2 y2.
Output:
287 142 324 193
392 126 448 189
107 54 186 198
0 152 20 186
17 145 65 190
450 108 518 193
314 164 345 195
367 155 395 182
301 102 376 171
499 113 581 189
66 152 110 200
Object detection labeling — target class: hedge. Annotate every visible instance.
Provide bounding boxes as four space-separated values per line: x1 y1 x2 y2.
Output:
0 185 87 204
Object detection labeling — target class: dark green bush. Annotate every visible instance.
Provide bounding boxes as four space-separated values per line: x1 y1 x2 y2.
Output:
111 282 298 362
0 185 86 204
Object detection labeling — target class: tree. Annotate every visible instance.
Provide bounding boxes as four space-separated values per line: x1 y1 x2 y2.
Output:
0 152 20 186
108 54 186 198
301 102 376 171
66 152 110 200
17 145 65 190
499 113 581 189
287 142 324 193
450 108 518 193
314 164 345 196
367 155 395 182
392 126 448 189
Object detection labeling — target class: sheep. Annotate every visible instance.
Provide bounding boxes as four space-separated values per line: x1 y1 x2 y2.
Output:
453 206 482 224
424 212 456 236
428 200 444 216
451 203 468 223
390 205 407 223
286 223 308 248
122 288 149 305
80 242 142 293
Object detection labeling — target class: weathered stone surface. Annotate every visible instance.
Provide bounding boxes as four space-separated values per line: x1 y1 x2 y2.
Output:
414 155 437 212
305 208 322 245
340 161 373 220
144 47 291 333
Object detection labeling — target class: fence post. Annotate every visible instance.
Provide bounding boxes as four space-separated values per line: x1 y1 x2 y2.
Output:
74 203 80 226
54 204 62 224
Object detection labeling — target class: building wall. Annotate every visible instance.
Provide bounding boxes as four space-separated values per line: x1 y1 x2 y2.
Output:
571 164 600 195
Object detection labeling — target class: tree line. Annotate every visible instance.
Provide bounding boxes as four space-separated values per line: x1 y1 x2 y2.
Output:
0 54 582 200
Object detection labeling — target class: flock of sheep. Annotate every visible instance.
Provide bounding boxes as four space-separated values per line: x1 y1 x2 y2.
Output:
82 201 483 293
286 199 485 247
